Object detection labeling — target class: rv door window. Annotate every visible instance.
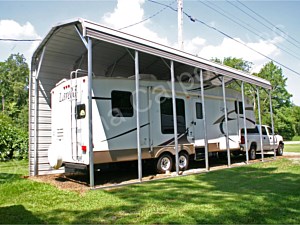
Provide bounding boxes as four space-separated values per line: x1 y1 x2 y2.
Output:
235 101 244 114
160 97 186 134
111 91 133 117
76 104 86 119
195 102 203 119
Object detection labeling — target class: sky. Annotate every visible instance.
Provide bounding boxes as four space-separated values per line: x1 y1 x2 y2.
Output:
0 0 300 105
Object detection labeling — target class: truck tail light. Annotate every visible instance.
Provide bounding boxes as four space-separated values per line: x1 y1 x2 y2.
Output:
241 136 245 144
82 145 87 152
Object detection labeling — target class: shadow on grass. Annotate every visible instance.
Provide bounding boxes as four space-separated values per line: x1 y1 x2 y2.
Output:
0 205 45 224
36 160 300 224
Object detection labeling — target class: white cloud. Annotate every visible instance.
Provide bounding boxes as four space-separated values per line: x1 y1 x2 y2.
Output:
0 20 40 39
183 37 206 55
101 0 169 45
197 37 282 72
0 20 41 64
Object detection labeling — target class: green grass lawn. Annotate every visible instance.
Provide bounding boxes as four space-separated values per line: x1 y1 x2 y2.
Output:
284 144 300 153
1 158 300 224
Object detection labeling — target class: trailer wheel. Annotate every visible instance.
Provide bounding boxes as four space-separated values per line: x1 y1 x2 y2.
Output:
249 146 256 160
178 152 189 171
276 144 284 156
156 153 173 174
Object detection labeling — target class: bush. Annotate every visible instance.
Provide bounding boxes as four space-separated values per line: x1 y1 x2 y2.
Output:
292 136 300 141
0 114 28 161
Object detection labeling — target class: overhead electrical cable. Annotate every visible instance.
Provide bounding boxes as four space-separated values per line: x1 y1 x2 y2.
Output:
236 0 300 47
0 38 41 41
119 0 176 30
147 0 300 77
226 0 300 51
198 0 300 61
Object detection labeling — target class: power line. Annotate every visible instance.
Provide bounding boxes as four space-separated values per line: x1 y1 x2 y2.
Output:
147 0 300 77
198 0 300 61
236 0 300 47
119 0 176 30
227 0 300 51
0 38 41 41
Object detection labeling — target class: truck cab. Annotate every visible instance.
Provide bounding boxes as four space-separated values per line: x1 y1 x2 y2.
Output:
240 125 284 160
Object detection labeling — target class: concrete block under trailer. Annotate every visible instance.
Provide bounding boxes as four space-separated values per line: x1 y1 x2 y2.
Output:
48 75 256 173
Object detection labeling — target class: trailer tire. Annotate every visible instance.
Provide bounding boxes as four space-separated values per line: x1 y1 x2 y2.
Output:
249 146 256 160
178 152 189 171
276 144 284 156
156 153 173 174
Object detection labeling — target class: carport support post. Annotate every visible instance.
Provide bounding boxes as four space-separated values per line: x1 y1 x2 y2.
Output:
135 50 142 182
222 76 231 167
269 90 276 159
241 82 249 164
34 46 46 176
200 69 209 170
171 60 179 175
88 37 94 188
256 87 264 162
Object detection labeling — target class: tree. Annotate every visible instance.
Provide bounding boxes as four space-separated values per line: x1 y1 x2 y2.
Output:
0 53 29 128
0 54 29 160
211 57 253 72
254 62 293 139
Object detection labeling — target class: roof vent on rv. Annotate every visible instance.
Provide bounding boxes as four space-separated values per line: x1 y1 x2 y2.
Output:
128 74 157 81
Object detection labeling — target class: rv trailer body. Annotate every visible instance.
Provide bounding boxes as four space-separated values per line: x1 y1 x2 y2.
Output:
49 75 255 170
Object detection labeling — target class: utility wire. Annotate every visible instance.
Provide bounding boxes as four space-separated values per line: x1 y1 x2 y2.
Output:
198 0 300 61
119 0 176 30
148 0 300 77
236 0 300 47
227 0 300 51
0 38 41 41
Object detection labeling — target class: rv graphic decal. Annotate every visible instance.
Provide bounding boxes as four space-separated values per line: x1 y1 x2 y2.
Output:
214 107 255 141
101 123 150 142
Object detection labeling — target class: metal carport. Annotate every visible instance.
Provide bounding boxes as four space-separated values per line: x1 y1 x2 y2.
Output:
29 18 272 186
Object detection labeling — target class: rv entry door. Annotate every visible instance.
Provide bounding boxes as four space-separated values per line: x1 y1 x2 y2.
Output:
189 99 204 146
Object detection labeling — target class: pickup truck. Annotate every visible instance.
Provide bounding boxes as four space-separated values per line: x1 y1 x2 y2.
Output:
240 125 284 160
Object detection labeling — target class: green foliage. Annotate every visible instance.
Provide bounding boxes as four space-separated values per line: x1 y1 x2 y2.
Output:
0 113 28 160
211 57 253 72
292 136 300 141
0 54 29 160
0 53 29 124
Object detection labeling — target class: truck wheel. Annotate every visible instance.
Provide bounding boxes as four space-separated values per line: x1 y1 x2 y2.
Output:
249 146 256 160
178 152 189 171
276 144 284 156
156 153 173 174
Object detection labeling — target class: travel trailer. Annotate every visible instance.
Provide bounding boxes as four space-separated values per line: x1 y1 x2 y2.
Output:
48 70 256 173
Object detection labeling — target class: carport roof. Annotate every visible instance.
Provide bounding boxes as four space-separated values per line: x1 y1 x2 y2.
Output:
32 18 271 90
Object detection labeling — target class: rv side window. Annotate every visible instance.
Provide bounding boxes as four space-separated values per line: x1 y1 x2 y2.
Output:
111 91 133 117
196 102 203 119
235 101 244 114
160 97 186 134
76 104 86 119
